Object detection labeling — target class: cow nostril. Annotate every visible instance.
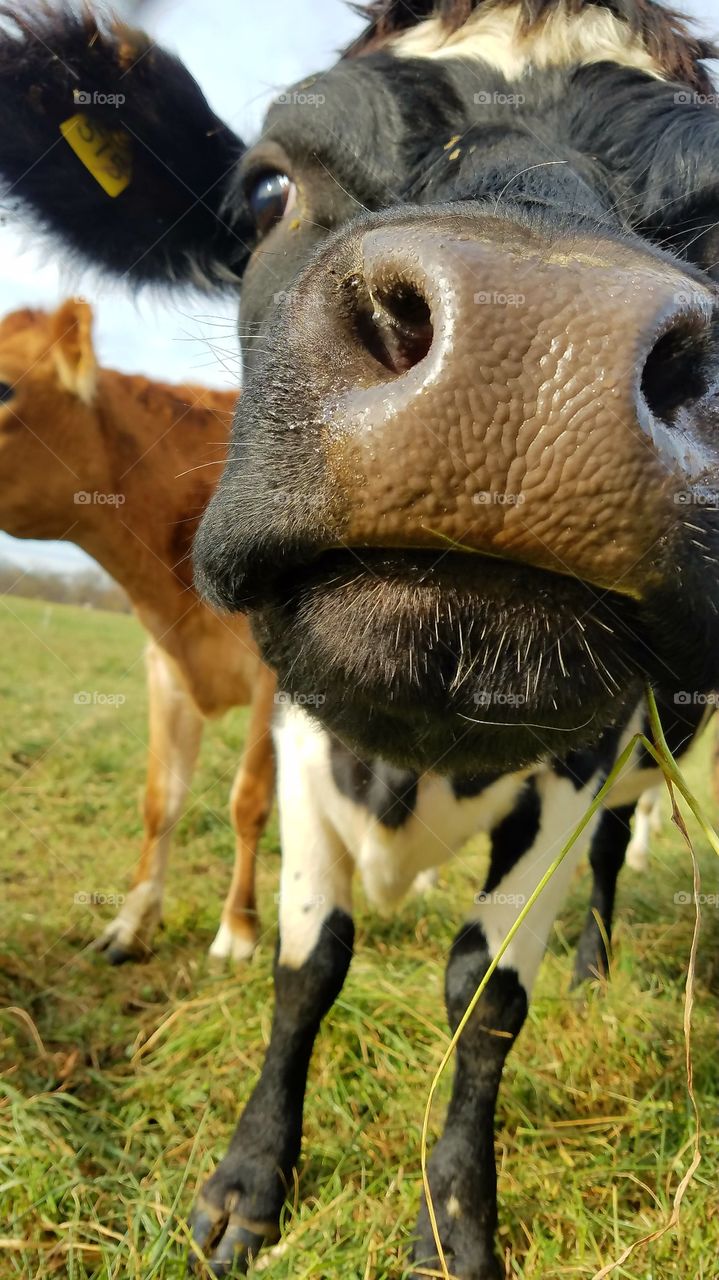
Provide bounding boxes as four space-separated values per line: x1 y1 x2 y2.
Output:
346 275 433 376
641 314 714 424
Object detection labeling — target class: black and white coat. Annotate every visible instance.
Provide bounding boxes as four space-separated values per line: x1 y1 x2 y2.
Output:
190 695 703 1276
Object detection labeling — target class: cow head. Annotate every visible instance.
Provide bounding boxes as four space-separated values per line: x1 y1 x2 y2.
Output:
0 300 112 538
2 1 718 771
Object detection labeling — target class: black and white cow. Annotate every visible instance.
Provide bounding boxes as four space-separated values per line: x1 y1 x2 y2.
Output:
1 2 718 1276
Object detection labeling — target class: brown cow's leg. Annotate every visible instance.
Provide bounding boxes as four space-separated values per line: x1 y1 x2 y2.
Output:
94 642 203 964
209 667 276 963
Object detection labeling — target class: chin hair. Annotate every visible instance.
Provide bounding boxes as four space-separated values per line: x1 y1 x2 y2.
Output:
250 550 645 773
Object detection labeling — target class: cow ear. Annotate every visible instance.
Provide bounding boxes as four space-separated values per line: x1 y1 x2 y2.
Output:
0 7 252 290
51 298 97 404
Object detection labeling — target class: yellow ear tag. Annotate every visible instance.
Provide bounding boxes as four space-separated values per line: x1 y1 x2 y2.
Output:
59 113 132 197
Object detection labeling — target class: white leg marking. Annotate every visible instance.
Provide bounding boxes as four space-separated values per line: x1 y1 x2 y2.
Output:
412 867 439 896
274 708 353 971
208 921 258 963
626 786 662 872
473 773 601 994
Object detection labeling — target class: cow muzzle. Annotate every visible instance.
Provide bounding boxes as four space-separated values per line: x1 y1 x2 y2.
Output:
195 210 719 771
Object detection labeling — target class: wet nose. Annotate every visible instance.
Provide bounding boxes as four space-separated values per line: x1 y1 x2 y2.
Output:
298 214 716 596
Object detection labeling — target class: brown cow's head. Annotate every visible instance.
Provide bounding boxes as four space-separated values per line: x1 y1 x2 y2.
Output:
0 300 112 539
2 1 718 771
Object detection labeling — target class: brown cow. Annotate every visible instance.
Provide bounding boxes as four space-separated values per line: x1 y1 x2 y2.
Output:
0 298 275 964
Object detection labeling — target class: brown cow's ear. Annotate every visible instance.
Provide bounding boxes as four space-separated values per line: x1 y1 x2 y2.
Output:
52 299 97 405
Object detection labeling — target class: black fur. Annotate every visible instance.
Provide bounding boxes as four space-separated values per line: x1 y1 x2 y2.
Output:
572 804 635 984
330 736 419 827
0 6 249 285
413 921 527 1279
190 910 354 1275
451 771 500 799
483 779 541 893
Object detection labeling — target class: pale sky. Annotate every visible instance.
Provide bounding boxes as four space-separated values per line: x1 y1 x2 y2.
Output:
1 0 716 575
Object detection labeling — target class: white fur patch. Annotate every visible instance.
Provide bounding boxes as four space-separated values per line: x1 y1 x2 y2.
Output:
391 4 664 81
626 785 662 871
208 920 258 962
473 771 600 993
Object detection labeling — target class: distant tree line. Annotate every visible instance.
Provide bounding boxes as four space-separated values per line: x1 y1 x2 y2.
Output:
0 561 130 612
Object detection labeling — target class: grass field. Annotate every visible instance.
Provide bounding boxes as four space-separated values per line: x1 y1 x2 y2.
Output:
1 594 718 1280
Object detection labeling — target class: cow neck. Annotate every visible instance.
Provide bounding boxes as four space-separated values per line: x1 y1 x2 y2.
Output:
76 367 231 636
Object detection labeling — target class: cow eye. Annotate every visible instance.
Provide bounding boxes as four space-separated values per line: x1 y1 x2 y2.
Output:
247 171 295 237
0 381 14 403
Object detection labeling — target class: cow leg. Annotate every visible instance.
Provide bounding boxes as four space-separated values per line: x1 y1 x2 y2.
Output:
625 786 662 871
413 774 600 1280
571 803 635 986
94 643 203 964
209 667 276 963
190 747 353 1276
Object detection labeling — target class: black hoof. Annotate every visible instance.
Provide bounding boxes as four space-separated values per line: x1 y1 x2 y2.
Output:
105 943 139 966
188 1194 278 1276
411 1249 502 1280
570 941 610 989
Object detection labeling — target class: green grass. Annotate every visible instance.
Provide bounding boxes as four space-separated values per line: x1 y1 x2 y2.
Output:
1 595 718 1279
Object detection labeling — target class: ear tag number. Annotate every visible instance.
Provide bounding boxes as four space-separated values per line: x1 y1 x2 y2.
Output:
59 113 132 197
